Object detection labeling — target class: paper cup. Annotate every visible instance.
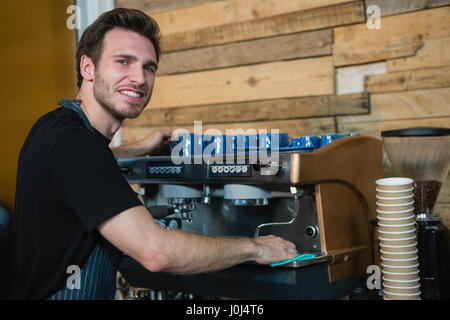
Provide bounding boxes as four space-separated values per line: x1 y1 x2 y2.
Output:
384 290 421 300
379 235 417 246
384 283 420 290
377 207 414 214
377 199 414 206
376 187 414 198
382 272 420 282
377 214 415 226
380 242 417 253
383 296 421 300
376 194 413 200
383 279 420 286
378 222 416 232
382 264 420 277
376 201 414 212
376 200 414 207
376 196 414 205
377 209 415 220
383 284 421 294
381 256 418 267
380 249 418 260
383 276 420 288
383 270 420 287
378 229 416 239
376 177 414 190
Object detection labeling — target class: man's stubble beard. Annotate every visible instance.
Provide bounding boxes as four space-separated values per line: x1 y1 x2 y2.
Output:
93 70 151 121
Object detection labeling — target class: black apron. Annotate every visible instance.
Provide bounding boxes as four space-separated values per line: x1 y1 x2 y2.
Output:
48 98 118 300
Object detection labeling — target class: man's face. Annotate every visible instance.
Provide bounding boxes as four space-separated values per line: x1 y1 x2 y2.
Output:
92 27 157 120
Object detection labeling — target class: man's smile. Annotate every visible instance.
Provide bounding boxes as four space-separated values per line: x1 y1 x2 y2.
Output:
117 88 145 102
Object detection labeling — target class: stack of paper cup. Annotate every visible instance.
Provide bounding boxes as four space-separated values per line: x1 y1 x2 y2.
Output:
376 177 421 300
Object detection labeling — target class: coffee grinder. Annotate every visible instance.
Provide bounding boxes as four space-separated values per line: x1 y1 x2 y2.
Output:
381 127 450 300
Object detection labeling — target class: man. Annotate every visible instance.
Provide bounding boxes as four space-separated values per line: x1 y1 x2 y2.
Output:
9 8 297 300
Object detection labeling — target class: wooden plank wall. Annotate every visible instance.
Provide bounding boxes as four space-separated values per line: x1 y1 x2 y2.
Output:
115 0 450 226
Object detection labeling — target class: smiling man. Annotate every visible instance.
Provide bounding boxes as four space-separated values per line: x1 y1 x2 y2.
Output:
8 8 297 300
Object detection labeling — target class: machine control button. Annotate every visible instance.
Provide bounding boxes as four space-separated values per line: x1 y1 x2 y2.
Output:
304 226 318 238
147 165 183 176
208 164 251 177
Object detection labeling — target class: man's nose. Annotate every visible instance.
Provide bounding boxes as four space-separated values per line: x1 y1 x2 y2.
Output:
128 65 146 86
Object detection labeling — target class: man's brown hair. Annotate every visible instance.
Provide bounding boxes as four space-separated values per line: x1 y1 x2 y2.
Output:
76 8 161 88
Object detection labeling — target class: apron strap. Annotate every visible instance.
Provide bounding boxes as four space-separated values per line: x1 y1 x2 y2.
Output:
58 98 94 133
48 99 118 299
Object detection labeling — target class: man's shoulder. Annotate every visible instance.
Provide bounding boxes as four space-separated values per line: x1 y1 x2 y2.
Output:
30 107 86 140
21 106 98 163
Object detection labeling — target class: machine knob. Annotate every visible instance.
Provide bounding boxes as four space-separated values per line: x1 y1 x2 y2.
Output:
259 162 280 176
304 226 317 238
119 166 131 174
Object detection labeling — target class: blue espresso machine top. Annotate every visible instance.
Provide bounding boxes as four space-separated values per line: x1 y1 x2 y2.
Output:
170 132 360 156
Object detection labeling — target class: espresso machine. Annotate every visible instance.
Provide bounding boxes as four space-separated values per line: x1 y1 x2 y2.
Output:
381 127 450 300
117 133 383 299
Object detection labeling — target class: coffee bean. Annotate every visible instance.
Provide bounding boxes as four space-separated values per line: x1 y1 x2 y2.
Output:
413 180 442 214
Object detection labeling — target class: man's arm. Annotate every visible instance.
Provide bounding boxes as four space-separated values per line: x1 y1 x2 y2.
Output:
111 128 172 158
98 205 297 274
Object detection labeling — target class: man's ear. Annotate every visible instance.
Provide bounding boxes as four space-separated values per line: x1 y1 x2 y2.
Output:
80 55 95 83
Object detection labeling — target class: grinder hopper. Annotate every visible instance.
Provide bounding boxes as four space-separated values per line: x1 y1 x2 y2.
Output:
381 127 450 216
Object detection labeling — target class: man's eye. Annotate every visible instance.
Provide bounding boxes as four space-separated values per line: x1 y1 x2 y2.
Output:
144 65 156 73
118 60 128 65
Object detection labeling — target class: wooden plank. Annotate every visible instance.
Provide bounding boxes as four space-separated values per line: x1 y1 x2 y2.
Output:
149 57 334 109
235 0 355 21
151 0 354 36
151 1 236 35
333 33 423 66
365 0 450 17
336 62 386 95
337 116 450 137
158 29 333 75
160 1 365 52
124 93 368 127
364 66 450 93
387 36 450 72
115 0 221 14
337 87 450 123
334 6 450 44
121 117 336 144
436 175 450 204
435 202 450 228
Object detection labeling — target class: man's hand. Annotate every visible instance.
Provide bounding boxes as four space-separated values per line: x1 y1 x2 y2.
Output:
138 128 172 153
253 235 298 265
111 128 172 158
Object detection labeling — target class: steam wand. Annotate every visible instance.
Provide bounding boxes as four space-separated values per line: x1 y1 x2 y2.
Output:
254 188 304 237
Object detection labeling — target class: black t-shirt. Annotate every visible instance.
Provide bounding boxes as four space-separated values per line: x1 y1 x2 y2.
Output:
9 105 142 299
